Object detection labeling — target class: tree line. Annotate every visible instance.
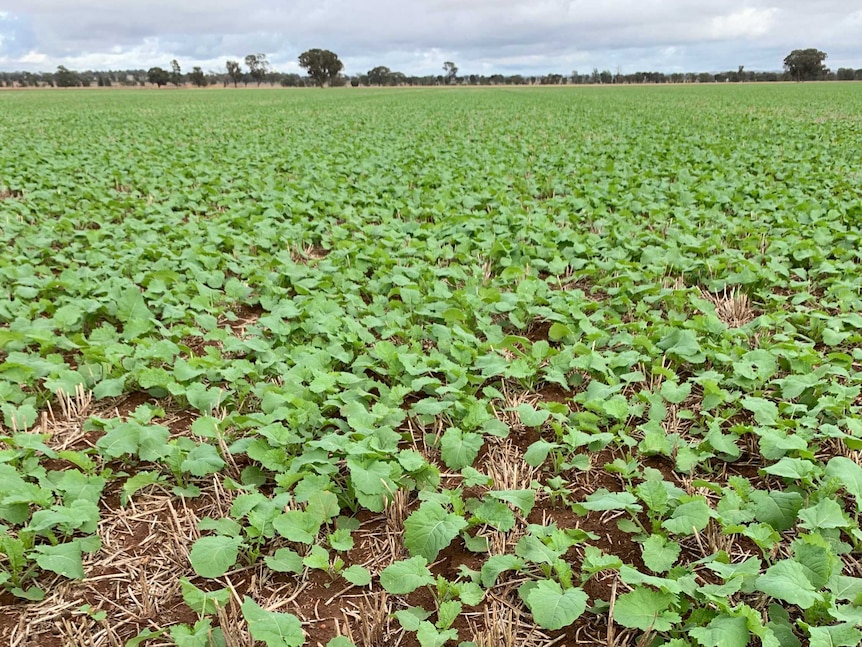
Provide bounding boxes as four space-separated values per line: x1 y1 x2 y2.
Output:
1 47 857 89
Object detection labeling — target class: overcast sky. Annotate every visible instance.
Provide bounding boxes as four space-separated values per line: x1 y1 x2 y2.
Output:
0 1 860 76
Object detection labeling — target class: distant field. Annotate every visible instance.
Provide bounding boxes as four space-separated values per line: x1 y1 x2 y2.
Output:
1 85 862 646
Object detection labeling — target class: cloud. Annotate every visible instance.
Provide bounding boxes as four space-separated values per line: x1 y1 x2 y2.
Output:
0 0 859 73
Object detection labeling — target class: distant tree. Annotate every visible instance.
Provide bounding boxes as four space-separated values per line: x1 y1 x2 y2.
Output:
366 65 392 86
225 60 243 87
189 66 207 87
836 67 856 81
443 61 458 84
298 49 344 87
280 73 303 87
147 66 170 87
856 69 862 81
244 53 270 86
783 49 828 81
55 65 81 87
170 59 182 87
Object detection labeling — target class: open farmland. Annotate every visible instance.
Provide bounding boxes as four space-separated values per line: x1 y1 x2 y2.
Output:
1 84 862 646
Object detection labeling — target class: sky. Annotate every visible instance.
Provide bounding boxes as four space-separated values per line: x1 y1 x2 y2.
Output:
0 1 860 76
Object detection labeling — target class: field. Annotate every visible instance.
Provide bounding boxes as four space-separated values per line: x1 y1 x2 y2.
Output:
1 84 862 647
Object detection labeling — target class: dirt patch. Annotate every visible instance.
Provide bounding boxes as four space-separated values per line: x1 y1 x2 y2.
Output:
0 188 23 200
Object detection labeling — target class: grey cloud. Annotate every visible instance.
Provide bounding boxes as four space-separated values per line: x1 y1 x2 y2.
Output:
0 0 859 73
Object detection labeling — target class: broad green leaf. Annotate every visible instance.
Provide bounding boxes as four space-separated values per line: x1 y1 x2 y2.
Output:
189 536 242 578
440 427 483 470
241 597 305 647
661 499 712 535
755 560 822 609
488 490 536 516
525 580 587 630
404 501 467 561
798 499 848 530
751 490 804 531
740 397 778 426
613 587 679 631
326 638 355 647
342 565 371 586
436 599 462 629
826 457 862 509
180 577 230 616
516 403 550 427
416 621 458 647
264 548 304 574
33 541 84 579
480 554 524 587
641 534 680 573
807 624 862 647
380 557 435 594
690 615 750 647
180 443 226 477
579 489 641 513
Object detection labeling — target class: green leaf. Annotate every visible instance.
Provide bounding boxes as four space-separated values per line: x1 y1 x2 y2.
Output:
826 457 862 510
488 490 535 516
116 287 153 323
798 498 848 530
751 490 804 531
613 587 679 631
342 565 371 586
326 638 355 647
662 499 712 535
661 381 691 404
690 615 750 647
516 403 550 427
436 599 462 630
303 545 330 570
480 554 524 588
180 443 226 477
515 535 564 565
658 329 704 362
189 536 242 578
124 628 168 646
740 396 778 426
416 621 458 647
404 501 467 561
472 499 515 532
440 428 483 470
579 489 641 513
807 624 862 647
525 580 588 630
380 557 435 595
180 577 230 616
523 440 556 467
755 560 822 609
264 548 304 574
33 541 84 579
602 395 630 420
241 597 305 647
394 607 432 631
641 534 681 573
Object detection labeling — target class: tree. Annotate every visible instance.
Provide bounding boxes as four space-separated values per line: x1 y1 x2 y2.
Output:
366 66 392 86
244 53 270 86
170 59 182 87
443 61 458 84
189 66 207 87
298 49 344 87
55 65 81 88
783 49 828 81
147 66 169 87
836 67 856 81
225 60 243 87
